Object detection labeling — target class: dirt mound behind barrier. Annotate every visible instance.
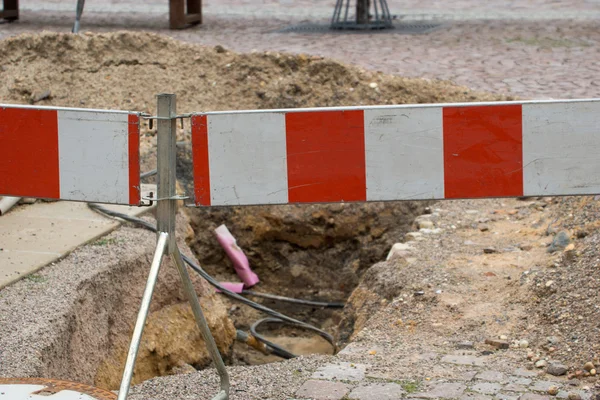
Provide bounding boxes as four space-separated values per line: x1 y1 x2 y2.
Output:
0 31 508 119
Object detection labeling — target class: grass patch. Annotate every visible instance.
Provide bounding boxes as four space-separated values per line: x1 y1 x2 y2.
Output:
399 380 420 393
365 376 422 393
25 274 46 283
93 237 118 246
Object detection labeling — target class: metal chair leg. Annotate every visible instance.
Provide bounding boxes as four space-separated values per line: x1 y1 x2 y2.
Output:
72 0 85 33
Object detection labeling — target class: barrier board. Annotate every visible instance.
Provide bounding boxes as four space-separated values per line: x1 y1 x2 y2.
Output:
0 104 141 205
191 99 600 206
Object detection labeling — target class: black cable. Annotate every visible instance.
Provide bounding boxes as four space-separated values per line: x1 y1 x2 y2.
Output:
250 319 297 359
180 253 336 351
242 290 345 308
250 317 337 359
140 169 157 179
87 203 337 356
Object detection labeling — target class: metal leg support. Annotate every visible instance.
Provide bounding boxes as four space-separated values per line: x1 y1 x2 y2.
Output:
172 245 230 398
116 93 229 400
117 232 169 400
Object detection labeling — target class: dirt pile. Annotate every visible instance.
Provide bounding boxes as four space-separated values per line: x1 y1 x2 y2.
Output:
526 197 600 373
96 300 236 389
87 214 236 391
0 31 508 124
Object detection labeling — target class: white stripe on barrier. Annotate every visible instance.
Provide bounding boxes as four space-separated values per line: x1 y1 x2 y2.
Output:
522 101 600 196
364 107 445 201
57 110 132 204
207 113 289 206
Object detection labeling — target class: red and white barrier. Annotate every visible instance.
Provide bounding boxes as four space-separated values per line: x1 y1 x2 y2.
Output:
191 99 600 206
0 105 140 205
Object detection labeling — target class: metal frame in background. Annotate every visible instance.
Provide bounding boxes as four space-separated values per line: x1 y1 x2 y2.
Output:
71 0 201 32
1 0 19 21
116 94 230 400
331 0 394 30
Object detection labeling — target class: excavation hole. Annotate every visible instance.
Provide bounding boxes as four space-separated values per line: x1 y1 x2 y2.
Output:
183 200 430 365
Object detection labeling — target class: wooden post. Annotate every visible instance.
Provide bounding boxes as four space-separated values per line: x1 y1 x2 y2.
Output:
2 0 19 21
356 0 369 24
187 0 201 24
169 0 185 29
169 0 201 29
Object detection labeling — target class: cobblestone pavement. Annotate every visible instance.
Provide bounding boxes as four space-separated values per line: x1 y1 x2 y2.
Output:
294 358 595 400
13 0 600 21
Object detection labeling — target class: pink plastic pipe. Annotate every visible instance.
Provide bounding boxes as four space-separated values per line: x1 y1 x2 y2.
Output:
214 224 259 288
215 282 245 294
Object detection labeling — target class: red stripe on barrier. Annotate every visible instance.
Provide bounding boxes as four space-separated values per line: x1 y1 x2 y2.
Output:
286 110 366 203
0 108 60 199
192 115 211 206
128 114 141 205
443 104 523 198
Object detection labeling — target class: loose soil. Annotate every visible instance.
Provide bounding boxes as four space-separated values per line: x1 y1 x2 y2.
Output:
0 31 509 156
526 197 600 371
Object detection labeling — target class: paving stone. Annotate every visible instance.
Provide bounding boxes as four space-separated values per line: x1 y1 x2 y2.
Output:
462 371 479 381
513 369 539 378
509 377 533 386
556 391 592 400
503 384 528 392
471 382 503 395
530 381 560 392
497 394 520 400
295 380 351 400
409 383 466 399
416 352 439 361
347 383 406 400
575 392 592 400
311 362 369 382
461 394 494 400
408 352 439 362
477 371 508 382
518 394 551 400
441 355 487 367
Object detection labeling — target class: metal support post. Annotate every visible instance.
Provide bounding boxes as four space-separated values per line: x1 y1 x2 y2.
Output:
156 93 178 242
116 93 230 400
172 245 230 398
72 0 85 33
117 232 169 400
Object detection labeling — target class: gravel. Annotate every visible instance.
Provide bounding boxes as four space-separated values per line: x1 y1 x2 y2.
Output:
528 197 600 371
